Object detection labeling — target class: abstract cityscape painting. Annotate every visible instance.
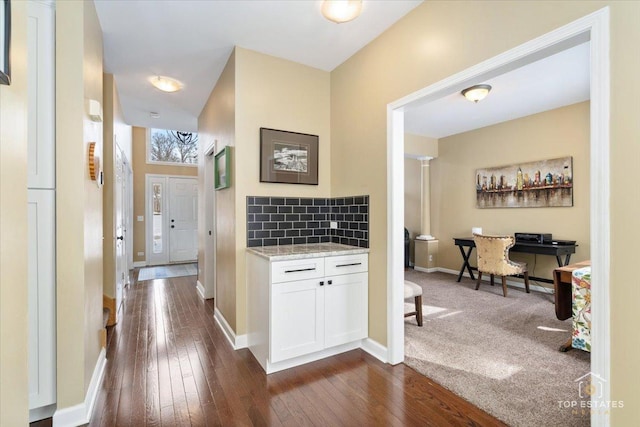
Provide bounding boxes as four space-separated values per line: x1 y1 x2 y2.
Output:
476 156 573 208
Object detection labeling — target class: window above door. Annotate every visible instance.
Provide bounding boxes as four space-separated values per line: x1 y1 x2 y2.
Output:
147 128 198 166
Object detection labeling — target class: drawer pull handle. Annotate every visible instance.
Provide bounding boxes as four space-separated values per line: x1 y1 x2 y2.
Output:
336 262 362 268
284 267 316 273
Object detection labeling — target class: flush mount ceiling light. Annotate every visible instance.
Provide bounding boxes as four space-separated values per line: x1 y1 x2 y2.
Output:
149 75 183 93
321 0 363 24
461 84 492 103
150 112 160 119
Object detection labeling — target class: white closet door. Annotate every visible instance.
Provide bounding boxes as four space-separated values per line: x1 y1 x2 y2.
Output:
27 1 55 189
28 190 56 410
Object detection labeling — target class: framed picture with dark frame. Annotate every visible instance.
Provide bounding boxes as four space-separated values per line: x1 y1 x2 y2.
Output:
214 146 231 190
0 0 10 85
260 127 318 185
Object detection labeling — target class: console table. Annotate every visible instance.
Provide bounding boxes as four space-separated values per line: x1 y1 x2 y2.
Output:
453 237 578 284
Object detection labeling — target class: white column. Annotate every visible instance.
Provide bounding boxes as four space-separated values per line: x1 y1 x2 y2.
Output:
420 158 432 236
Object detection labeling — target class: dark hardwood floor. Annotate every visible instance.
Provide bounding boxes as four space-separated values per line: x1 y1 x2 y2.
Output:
89 271 506 426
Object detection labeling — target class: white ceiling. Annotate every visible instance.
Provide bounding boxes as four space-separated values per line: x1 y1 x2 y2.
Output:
94 0 423 132
404 42 591 139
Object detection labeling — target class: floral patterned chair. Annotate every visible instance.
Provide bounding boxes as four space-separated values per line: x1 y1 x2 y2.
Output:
567 267 591 352
473 233 530 297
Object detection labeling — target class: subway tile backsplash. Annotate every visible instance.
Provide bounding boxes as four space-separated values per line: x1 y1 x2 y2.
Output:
247 196 369 248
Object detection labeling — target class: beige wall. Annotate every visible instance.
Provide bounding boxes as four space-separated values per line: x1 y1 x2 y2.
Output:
405 133 438 158
198 48 331 334
198 50 237 326
234 48 331 334
103 73 132 300
55 0 105 407
404 157 421 263
432 102 590 281
330 2 640 422
0 2 29 425
131 127 197 263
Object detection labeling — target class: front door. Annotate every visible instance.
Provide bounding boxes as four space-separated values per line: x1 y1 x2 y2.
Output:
169 177 198 262
146 175 198 265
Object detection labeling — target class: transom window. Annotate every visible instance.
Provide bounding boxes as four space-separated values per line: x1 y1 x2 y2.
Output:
147 128 198 166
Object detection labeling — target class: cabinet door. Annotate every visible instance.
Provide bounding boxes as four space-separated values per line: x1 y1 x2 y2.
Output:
324 272 368 348
28 190 56 409
271 278 325 363
27 1 55 189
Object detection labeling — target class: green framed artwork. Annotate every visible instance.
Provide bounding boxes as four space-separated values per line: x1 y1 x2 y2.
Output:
214 146 231 190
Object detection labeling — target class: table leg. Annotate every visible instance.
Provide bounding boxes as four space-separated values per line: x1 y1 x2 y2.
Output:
456 245 476 282
556 254 573 267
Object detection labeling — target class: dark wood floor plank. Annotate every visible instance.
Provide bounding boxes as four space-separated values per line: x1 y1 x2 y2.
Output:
88 269 505 427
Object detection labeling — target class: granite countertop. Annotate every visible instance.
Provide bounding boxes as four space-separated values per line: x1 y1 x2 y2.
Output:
247 243 369 261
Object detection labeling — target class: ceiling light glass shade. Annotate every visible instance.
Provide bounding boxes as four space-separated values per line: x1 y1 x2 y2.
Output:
321 0 363 24
149 75 183 93
461 84 492 103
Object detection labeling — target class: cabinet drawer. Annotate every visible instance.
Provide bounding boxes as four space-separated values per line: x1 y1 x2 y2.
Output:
325 254 368 276
271 257 325 283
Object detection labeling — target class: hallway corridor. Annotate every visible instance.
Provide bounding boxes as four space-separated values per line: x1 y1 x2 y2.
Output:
89 273 503 426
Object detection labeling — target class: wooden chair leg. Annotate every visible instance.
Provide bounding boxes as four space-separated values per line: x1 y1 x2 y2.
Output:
475 271 482 290
559 337 573 352
415 295 423 326
523 270 530 293
490 274 495 286
501 275 508 297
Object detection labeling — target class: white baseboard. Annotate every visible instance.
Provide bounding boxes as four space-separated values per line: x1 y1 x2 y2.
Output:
133 261 146 268
30 404 56 423
265 342 360 374
214 307 248 350
436 267 551 294
53 348 107 427
414 266 438 273
196 280 205 299
360 338 388 363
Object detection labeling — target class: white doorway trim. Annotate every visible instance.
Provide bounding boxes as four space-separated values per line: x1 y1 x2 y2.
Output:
201 142 217 300
386 8 610 426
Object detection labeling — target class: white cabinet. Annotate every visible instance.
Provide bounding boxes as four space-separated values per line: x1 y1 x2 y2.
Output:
27 0 55 189
271 278 325 362
324 272 368 348
27 190 56 415
27 1 56 421
247 251 368 374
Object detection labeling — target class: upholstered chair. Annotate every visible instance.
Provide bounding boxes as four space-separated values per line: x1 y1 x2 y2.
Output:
560 266 591 352
473 233 530 297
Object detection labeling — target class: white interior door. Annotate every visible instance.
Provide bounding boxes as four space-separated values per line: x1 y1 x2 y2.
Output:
115 147 126 313
169 177 198 262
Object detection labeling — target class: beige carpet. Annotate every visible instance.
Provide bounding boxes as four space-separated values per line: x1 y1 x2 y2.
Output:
404 270 590 427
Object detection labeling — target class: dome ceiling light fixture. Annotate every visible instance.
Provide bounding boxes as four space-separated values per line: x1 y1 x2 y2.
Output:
150 112 160 119
461 84 492 103
321 0 363 24
149 75 184 93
